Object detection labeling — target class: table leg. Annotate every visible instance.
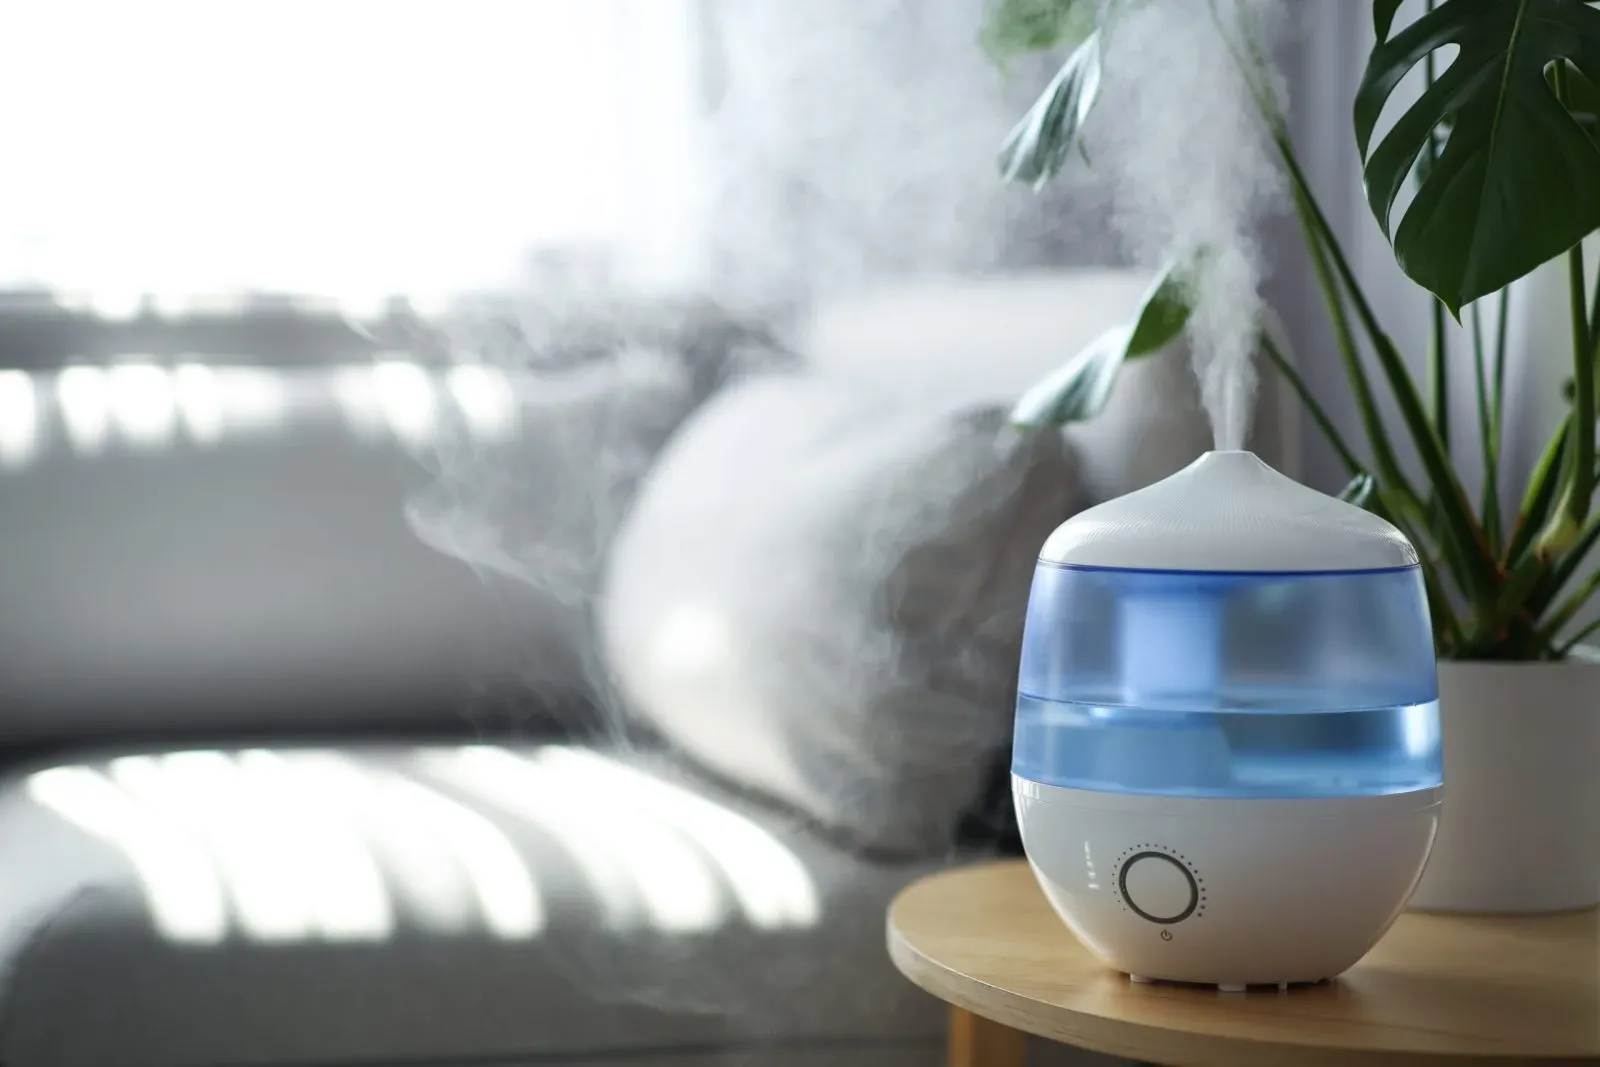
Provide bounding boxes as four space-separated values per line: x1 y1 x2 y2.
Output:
948 1005 1027 1067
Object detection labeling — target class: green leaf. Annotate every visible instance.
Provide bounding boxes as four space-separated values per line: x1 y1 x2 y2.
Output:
998 32 1101 190
1126 262 1194 355
981 0 1094 61
1483 552 1551 638
1010 325 1133 426
1374 0 1405 42
1354 0 1600 315
1506 416 1571 564
1339 472 1377 508
1536 480 1583 559
1532 509 1600 617
1009 260 1193 427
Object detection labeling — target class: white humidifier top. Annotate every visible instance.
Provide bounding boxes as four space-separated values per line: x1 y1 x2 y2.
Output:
1040 450 1416 572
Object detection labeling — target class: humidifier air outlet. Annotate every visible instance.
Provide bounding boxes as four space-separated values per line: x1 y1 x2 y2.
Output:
1012 451 1441 988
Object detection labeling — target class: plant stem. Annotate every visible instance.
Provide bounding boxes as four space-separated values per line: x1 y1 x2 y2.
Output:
1259 329 1362 477
1568 247 1593 524
1589 256 1600 365
1229 11 1498 610
1277 152 1407 490
1414 547 1465 655
1569 241 1594 527
1430 298 1449 457
1531 506 1600 615
1490 287 1509 526
1537 551 1600 648
1553 63 1595 531
1506 415 1571 564
1278 136 1498 604
1557 612 1600 657
1207 9 1395 483
1423 2 1448 458
1472 302 1500 551
1211 7 1408 495
1263 331 1454 633
1481 552 1550 644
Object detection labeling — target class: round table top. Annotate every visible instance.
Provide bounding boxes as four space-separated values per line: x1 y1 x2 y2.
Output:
887 860 1600 1067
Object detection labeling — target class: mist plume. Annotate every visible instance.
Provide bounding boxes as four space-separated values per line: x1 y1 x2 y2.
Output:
1086 0 1288 450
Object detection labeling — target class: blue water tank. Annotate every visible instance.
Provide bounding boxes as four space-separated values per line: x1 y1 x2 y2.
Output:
1012 451 1440 801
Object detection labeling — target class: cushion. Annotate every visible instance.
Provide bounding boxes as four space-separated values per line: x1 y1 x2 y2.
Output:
600 373 1084 856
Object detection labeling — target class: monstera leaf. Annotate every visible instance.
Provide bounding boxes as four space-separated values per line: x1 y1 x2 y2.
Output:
1551 59 1600 145
1356 0 1600 314
1010 262 1191 426
1374 0 1405 42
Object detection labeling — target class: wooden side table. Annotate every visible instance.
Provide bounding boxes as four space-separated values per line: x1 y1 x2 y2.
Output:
887 860 1600 1067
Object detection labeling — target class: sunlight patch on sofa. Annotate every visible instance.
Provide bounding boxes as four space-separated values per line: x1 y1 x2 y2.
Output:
26 764 229 944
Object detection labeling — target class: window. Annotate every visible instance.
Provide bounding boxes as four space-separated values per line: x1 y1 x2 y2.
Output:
0 0 631 315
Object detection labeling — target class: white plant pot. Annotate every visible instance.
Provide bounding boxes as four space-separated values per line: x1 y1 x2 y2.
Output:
1408 661 1600 914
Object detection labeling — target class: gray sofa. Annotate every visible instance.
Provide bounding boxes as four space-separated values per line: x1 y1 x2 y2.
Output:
0 270 1296 1066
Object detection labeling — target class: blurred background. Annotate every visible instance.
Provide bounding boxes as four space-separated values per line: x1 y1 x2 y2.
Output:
0 0 1119 745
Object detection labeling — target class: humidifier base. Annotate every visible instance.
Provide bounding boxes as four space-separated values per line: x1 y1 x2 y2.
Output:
1015 776 1439 987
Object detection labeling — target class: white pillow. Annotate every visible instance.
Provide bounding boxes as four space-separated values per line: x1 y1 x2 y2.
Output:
600 373 1084 855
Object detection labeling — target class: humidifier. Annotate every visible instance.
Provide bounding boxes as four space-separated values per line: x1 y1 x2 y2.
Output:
1013 450 1440 990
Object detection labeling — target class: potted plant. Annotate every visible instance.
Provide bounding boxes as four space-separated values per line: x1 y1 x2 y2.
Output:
990 0 1600 913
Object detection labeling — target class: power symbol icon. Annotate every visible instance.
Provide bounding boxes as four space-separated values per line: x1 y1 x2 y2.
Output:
1160 930 1173 942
